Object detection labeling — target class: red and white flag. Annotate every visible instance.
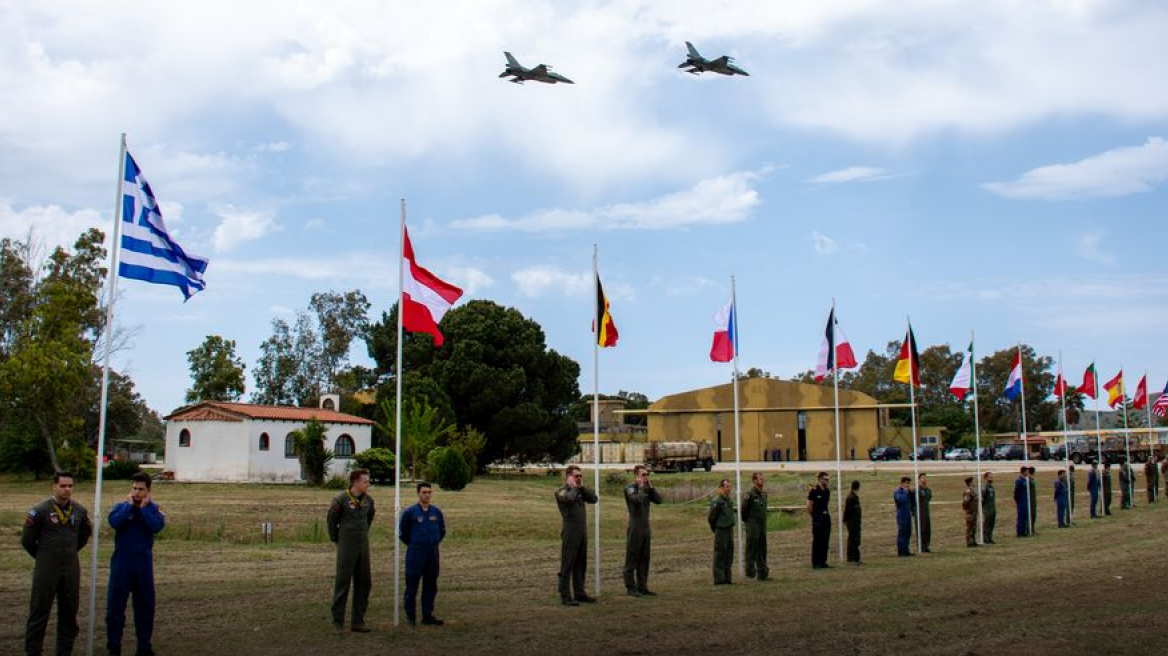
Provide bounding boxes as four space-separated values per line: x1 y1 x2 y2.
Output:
1133 375 1148 410
401 226 463 346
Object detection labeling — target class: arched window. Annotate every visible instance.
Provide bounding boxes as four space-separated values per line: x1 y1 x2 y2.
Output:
258 433 270 451
285 434 297 458
179 429 191 447
335 434 355 458
322 397 336 410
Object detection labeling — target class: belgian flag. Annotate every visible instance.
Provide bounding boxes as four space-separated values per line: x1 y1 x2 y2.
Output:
595 274 618 348
893 324 920 386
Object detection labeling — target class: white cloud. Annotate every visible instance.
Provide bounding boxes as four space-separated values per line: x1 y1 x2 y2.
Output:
511 266 592 299
808 166 889 184
983 137 1168 200
444 266 495 296
811 231 839 255
1074 228 1115 266
0 198 107 251
304 218 332 232
452 170 763 233
269 304 294 315
211 206 281 252
255 141 291 154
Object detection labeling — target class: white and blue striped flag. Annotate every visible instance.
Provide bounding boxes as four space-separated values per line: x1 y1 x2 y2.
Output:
119 151 209 299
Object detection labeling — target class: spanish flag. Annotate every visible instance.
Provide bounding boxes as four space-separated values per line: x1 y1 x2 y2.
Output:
595 274 618 348
893 324 920 386
1103 370 1124 409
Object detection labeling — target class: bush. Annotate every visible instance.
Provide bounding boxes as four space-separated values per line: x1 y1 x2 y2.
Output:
427 446 470 491
103 459 141 480
353 447 396 484
324 474 348 490
56 440 96 480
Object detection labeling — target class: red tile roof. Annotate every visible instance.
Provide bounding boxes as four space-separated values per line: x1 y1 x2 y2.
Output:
165 401 374 426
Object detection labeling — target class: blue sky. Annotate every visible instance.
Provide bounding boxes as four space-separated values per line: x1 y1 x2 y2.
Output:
2 1 1167 415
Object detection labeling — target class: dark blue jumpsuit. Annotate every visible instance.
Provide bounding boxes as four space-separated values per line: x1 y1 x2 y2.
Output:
1087 469 1100 518
398 503 445 623
893 487 912 555
1054 478 1069 527
106 500 165 653
1014 476 1031 536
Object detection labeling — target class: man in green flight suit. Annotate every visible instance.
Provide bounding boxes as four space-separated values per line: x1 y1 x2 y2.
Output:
623 465 662 597
741 472 769 579
709 479 736 584
556 464 598 606
328 468 376 633
843 479 862 564
22 470 92 656
981 471 996 544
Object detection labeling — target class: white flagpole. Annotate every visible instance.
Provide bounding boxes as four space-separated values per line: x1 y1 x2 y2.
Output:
591 245 602 599
906 317 922 554
730 276 744 577
1092 361 1104 510
1120 365 1132 506
393 198 405 627
830 300 844 562
971 332 984 544
1019 343 1032 535
1147 371 1156 502
85 132 128 656
1059 351 1072 525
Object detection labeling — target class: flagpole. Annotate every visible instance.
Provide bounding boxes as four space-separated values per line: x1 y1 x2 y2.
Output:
971 332 984 544
1092 359 1104 510
1018 343 1032 535
907 317 922 554
591 245 602 599
1146 371 1156 502
730 276 744 577
830 300 844 562
1120 365 1132 506
85 132 128 656
1059 351 1071 525
393 198 405 628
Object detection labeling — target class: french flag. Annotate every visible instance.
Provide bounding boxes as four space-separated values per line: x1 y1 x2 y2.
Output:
401 226 463 346
1003 352 1024 401
709 297 737 363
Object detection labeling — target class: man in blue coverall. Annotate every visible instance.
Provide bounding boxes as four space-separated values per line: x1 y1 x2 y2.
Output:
399 481 446 626
106 471 165 656
1054 469 1070 528
1087 461 1100 518
1014 466 1031 537
893 476 913 556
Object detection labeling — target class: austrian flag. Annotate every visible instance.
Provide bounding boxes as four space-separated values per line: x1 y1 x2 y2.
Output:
401 226 463 346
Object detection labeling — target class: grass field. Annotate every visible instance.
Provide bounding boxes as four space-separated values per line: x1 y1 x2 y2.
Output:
2 466 1166 656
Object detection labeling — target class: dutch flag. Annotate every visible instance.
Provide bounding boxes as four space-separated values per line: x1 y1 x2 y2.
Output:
1003 352 1024 401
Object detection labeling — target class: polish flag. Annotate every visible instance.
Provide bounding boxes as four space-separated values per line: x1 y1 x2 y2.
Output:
710 297 736 363
401 226 463 346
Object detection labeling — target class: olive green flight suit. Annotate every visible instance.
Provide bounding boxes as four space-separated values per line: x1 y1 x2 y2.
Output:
843 490 862 563
981 482 996 543
328 491 375 629
556 484 598 601
22 497 92 656
741 486 769 578
708 493 736 584
623 483 662 592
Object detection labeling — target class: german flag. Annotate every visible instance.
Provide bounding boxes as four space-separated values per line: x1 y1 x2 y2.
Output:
893 324 920 386
595 274 618 347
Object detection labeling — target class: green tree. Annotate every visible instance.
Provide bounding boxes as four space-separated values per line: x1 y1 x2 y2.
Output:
81 369 144 450
253 317 297 405
289 417 333 486
367 300 581 466
974 345 1058 435
185 335 246 403
310 290 370 387
427 446 471 491
378 398 455 480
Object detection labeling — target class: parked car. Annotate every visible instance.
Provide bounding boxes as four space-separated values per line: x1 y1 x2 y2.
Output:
944 447 973 461
994 444 1024 460
975 446 995 461
869 446 902 461
910 446 940 461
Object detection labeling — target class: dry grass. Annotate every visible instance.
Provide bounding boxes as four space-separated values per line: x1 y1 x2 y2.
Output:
2 468 1166 656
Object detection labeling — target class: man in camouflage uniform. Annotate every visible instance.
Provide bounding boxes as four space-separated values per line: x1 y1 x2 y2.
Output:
741 472 769 579
328 468 376 632
962 477 978 547
623 465 662 596
708 479 736 584
22 471 92 656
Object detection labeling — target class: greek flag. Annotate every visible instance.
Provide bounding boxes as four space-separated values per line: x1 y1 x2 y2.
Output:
119 151 209 299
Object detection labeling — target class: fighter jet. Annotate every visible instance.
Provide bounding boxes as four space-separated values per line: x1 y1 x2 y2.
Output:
677 42 749 76
499 52 575 85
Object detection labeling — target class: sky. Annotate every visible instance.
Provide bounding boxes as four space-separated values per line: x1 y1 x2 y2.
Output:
2 0 1167 416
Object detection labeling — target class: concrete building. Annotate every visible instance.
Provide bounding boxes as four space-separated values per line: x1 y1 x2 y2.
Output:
646 378 892 462
163 400 374 482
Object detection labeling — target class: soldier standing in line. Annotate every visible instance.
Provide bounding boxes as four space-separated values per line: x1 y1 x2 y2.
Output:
740 472 769 580
1028 466 1039 534
328 468 376 633
1054 470 1070 528
981 471 996 544
1144 455 1158 504
708 479 736 584
911 473 932 553
806 471 832 568
556 464 598 605
843 480 862 564
1014 466 1031 537
962 477 978 547
623 465 662 596
1161 456 1168 500
894 477 913 556
1068 464 1077 517
1103 462 1114 516
1118 457 1133 510
105 471 165 656
399 481 446 626
1088 461 1101 518
22 471 92 656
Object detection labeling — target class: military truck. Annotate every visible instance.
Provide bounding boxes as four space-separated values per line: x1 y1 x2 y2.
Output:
644 441 716 472
1050 436 1162 465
